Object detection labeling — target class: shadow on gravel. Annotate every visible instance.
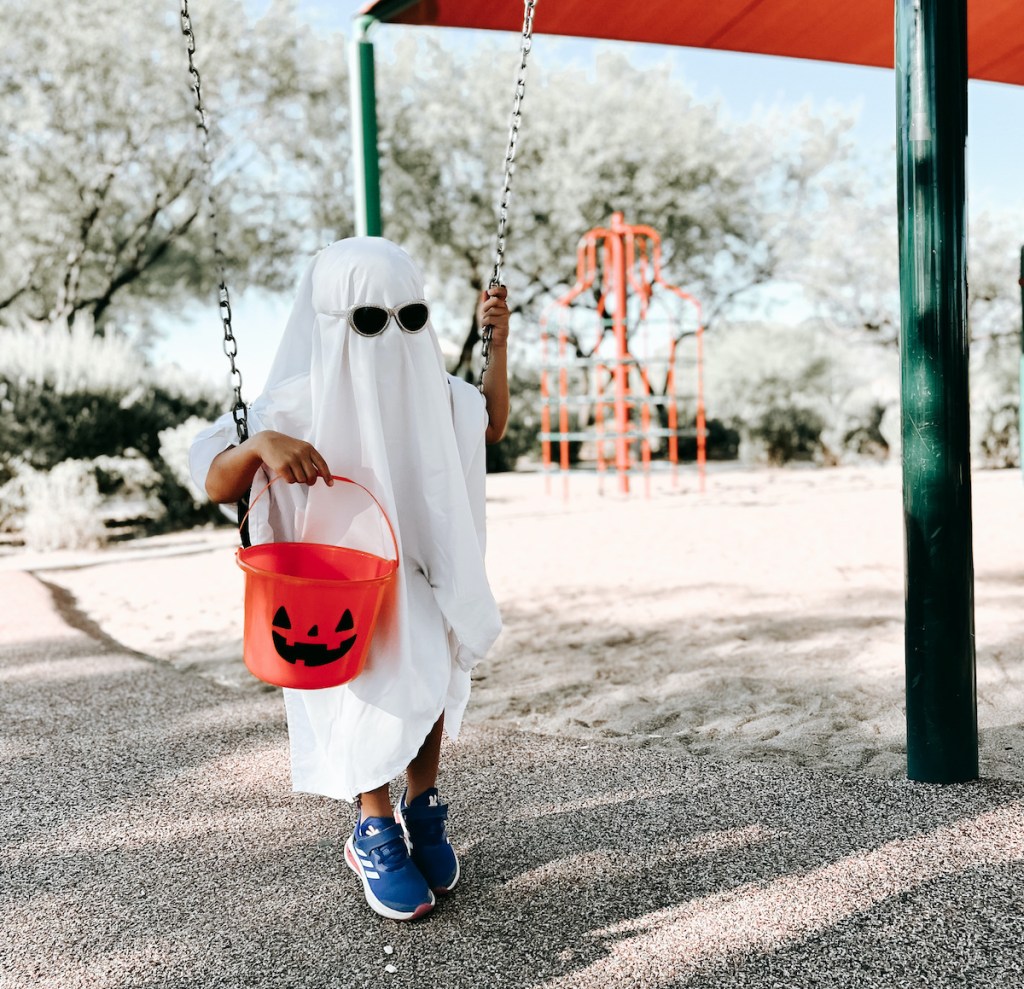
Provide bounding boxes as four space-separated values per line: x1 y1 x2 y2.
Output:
0 638 285 851
83 735 1024 989
4 632 1024 988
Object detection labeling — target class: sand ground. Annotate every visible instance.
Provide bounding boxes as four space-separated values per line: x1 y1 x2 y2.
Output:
16 463 1024 782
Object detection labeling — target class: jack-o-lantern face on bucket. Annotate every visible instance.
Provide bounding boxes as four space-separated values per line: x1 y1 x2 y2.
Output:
271 605 357 667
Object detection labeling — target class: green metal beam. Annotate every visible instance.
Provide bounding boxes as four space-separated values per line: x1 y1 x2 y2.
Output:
349 2 424 236
350 15 382 236
895 0 978 783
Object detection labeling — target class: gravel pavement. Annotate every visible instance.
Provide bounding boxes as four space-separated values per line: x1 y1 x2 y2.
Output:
2 570 1023 989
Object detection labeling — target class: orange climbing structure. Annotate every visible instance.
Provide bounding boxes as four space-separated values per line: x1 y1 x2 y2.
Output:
540 213 706 497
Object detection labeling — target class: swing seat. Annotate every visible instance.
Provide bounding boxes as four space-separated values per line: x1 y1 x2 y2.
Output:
236 477 398 690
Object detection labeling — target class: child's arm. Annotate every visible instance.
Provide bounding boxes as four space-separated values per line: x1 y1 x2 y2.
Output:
205 431 333 504
479 285 511 445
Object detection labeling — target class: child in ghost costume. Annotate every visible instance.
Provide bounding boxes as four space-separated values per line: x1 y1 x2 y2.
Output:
190 238 508 921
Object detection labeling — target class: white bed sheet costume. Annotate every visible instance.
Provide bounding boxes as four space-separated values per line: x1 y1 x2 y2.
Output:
190 238 503 802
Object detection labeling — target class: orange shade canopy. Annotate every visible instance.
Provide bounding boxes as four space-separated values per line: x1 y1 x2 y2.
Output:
359 0 1024 87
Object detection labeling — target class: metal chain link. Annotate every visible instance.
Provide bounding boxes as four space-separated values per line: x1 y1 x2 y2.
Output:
481 0 537 386
180 0 248 443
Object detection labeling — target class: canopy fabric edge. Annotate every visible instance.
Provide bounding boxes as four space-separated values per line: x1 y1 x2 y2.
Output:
356 0 1024 88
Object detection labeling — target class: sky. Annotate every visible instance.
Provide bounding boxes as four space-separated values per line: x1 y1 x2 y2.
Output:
153 0 1024 394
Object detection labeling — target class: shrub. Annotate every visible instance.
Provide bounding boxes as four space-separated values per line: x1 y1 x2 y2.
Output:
975 401 1021 468
2 460 106 551
159 416 211 505
0 453 167 550
706 321 898 466
971 339 1020 469
157 416 227 529
0 317 146 395
0 319 226 539
0 322 223 475
702 418 741 461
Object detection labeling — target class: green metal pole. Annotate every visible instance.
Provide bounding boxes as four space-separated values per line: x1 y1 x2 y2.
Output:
1019 246 1023 483
350 15 382 237
896 0 978 783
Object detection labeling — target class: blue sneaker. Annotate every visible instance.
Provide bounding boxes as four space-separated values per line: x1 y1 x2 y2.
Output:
395 788 460 894
344 816 435 921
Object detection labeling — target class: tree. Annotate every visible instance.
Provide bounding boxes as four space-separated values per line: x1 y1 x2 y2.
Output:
0 0 352 336
967 210 1023 345
790 160 902 344
967 211 1024 467
792 159 1024 351
376 39 859 372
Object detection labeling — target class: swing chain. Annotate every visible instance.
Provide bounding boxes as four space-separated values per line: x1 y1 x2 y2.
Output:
180 0 248 443
481 0 537 385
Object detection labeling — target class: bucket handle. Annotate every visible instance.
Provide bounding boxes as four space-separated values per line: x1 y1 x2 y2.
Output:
239 474 399 563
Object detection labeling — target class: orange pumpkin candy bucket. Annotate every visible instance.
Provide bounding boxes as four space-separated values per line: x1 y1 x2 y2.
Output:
235 476 399 690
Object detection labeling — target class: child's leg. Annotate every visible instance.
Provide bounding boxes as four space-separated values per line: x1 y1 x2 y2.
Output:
355 712 444 817
397 713 458 893
358 784 392 820
406 713 444 801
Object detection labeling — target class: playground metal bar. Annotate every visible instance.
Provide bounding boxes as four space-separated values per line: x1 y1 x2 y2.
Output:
540 355 676 368
350 15 381 236
539 430 683 441
1019 246 1024 485
896 0 977 783
539 395 685 407
610 221 630 493
349 6 419 237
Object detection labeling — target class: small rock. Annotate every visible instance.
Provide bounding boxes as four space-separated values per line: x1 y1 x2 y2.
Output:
385 964 397 974
383 946 394 955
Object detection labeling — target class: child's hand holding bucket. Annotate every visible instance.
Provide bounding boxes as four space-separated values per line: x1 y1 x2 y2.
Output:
253 431 334 486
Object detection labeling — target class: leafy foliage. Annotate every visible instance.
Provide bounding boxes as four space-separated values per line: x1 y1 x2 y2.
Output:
1 460 107 552
378 41 856 372
705 321 898 465
972 336 1021 469
3 3 1020 514
0 322 221 473
0 322 224 543
0 0 351 336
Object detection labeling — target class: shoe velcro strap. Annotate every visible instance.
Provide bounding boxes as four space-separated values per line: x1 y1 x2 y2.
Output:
405 803 449 821
357 822 406 853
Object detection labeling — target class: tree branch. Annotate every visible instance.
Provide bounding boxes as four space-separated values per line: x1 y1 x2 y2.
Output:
50 166 119 322
82 205 200 326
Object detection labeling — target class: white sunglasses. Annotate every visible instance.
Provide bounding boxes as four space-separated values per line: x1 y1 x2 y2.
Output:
331 300 430 337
